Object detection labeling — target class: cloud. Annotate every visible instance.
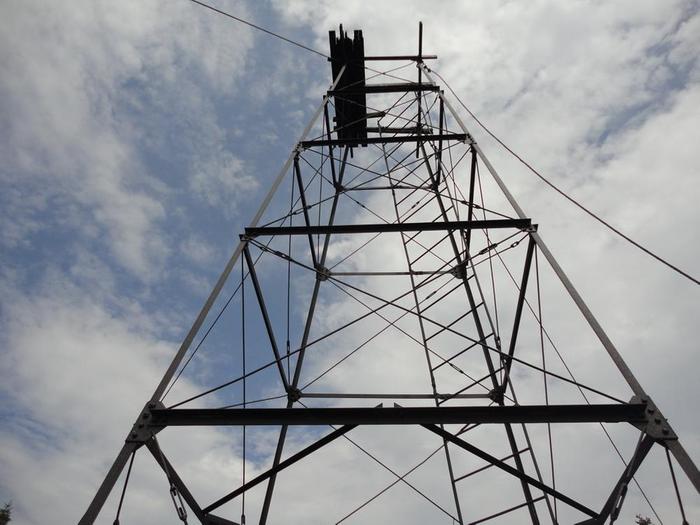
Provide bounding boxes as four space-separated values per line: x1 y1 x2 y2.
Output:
0 0 255 278
0 269 263 524
190 151 258 217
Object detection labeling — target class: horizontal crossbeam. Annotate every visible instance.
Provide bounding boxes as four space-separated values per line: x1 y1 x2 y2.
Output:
330 82 439 95
366 126 426 133
300 133 467 148
363 54 438 61
149 403 646 427
245 218 531 238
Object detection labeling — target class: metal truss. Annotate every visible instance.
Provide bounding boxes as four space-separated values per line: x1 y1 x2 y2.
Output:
79 25 698 525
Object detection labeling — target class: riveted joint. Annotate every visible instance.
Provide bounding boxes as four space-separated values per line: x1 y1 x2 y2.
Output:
287 388 302 403
316 266 331 281
450 262 467 280
631 395 677 441
489 387 505 404
126 401 165 444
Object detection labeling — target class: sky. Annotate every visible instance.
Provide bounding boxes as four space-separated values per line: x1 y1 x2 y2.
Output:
0 0 699 524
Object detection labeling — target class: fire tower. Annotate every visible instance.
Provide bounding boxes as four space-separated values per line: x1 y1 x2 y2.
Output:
79 25 698 525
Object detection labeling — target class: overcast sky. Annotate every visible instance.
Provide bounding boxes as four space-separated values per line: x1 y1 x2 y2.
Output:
1 1 698 524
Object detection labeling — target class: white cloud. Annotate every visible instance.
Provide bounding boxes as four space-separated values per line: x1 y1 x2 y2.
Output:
180 235 220 267
190 151 258 216
0 0 255 278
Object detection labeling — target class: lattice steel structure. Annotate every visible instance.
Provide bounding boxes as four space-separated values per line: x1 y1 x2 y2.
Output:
80 25 698 525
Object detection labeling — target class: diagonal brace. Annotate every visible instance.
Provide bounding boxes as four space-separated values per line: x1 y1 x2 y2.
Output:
204 424 356 514
146 439 240 525
421 423 598 518
243 244 290 392
500 236 536 395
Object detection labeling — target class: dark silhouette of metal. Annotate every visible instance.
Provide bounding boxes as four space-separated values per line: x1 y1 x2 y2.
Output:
79 24 698 525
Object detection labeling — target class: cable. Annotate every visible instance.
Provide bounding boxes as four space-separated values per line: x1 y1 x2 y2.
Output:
187 0 424 87
187 0 329 59
665 447 689 524
430 68 700 287
536 247 557 522
113 450 136 525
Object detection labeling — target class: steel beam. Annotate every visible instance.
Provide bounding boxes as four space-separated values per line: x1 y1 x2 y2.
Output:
204 424 356 514
245 218 531 238
242 245 290 392
329 82 439 95
364 54 438 61
300 133 466 149
500 236 536 394
423 424 598 518
416 21 424 160
366 126 426 134
293 154 319 269
576 434 655 524
300 392 491 400
464 146 477 255
145 439 240 525
150 404 646 427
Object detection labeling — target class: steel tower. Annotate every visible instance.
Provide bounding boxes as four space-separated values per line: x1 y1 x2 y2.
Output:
80 25 698 525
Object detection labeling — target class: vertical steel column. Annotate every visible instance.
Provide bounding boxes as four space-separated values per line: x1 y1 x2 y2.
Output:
415 21 423 159
464 147 478 257
258 145 350 525
435 96 445 184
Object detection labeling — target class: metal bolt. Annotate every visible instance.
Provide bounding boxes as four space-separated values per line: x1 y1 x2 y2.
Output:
662 428 670 435
654 417 662 424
